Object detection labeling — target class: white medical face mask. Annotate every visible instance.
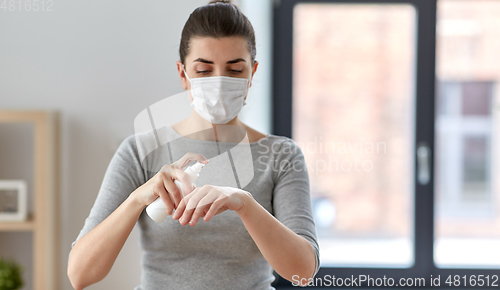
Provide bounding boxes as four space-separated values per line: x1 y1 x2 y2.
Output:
184 67 249 124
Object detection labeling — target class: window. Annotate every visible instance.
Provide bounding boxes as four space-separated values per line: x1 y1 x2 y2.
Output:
274 0 500 287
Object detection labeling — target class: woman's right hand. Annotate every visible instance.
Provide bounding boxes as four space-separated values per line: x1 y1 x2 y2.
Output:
69 154 208 289
132 153 209 214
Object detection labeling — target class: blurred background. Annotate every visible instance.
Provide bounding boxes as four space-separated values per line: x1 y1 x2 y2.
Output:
1 0 499 289
292 0 500 269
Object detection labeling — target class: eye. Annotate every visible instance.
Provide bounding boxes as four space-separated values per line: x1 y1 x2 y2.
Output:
196 70 211 75
229 69 243 73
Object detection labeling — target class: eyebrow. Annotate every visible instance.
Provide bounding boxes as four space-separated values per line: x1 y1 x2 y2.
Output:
193 58 246 64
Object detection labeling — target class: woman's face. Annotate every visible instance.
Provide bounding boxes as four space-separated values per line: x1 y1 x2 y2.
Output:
177 36 258 92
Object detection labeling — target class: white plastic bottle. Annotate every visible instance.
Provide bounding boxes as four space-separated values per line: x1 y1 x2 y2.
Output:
146 162 205 222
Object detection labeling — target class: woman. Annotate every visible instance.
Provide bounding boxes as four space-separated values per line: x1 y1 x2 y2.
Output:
68 1 320 289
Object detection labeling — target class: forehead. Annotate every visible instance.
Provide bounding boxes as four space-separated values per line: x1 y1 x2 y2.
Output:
187 36 251 62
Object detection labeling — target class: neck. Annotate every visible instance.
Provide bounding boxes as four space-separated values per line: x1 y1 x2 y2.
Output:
173 110 248 143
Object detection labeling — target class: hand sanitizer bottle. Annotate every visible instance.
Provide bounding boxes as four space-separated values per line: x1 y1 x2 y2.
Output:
146 162 205 222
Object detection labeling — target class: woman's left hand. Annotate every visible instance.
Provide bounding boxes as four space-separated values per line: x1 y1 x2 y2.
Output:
172 185 252 226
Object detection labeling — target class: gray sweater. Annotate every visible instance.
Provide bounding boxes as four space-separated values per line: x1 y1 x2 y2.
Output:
72 125 320 290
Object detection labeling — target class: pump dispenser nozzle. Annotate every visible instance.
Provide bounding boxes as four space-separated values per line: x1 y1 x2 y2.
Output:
185 162 204 178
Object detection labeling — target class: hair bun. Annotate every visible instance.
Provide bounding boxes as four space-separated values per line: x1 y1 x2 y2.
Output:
209 0 232 4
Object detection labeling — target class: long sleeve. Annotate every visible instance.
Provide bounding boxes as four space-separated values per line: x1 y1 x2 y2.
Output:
71 134 147 248
271 138 321 277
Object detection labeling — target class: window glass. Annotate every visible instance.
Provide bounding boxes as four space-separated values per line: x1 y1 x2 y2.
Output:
435 0 500 268
293 3 416 267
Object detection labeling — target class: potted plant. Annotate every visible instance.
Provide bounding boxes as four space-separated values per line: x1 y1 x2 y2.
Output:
0 257 23 290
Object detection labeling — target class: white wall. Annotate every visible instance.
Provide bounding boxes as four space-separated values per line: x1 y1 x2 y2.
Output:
239 0 273 134
0 0 271 289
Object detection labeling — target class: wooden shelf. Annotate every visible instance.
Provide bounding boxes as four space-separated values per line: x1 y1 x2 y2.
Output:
0 110 59 290
0 216 35 232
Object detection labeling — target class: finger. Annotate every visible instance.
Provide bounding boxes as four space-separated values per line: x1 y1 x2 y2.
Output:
188 203 211 226
159 163 174 174
160 173 182 209
179 186 209 225
181 185 198 204
172 196 186 220
173 187 198 220
204 195 229 222
155 183 174 215
172 153 209 170
171 168 194 198
189 190 220 226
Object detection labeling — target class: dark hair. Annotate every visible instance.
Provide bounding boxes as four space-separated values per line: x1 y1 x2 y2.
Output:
179 0 256 67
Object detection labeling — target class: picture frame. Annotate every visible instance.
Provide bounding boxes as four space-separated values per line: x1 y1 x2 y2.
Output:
0 180 27 222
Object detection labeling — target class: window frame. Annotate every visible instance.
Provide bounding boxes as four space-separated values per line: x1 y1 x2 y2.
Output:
436 81 495 217
272 0 500 288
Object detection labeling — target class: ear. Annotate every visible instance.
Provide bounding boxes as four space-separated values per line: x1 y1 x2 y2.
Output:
248 61 259 88
177 61 189 90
